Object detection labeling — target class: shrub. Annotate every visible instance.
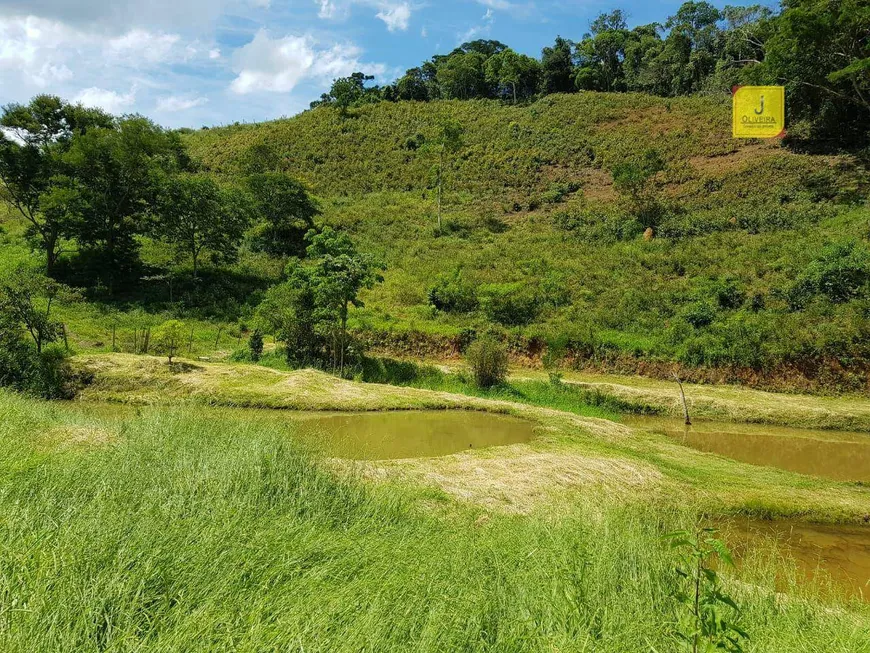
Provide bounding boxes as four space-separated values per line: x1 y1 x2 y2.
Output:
0 340 76 399
428 269 478 313
786 240 870 309
248 330 264 362
466 336 509 388
682 302 717 329
479 282 540 326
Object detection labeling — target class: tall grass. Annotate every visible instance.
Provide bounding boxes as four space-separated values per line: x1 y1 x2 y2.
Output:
0 391 866 651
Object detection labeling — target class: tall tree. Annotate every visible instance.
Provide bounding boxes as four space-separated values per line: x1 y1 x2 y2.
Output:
436 52 490 99
485 49 541 102
430 119 464 229
540 36 576 94
246 173 319 258
59 116 182 291
761 0 870 140
0 96 110 274
574 11 630 92
305 227 383 374
155 175 251 280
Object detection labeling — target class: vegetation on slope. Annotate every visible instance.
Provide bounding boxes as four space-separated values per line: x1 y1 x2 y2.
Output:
186 91 870 390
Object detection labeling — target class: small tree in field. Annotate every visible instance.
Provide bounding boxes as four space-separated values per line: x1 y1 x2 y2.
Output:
611 148 667 229
0 267 76 353
248 330 264 362
466 335 509 388
429 119 464 230
154 320 185 364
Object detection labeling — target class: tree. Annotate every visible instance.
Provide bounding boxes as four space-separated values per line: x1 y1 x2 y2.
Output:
305 227 384 375
760 0 870 141
392 67 432 101
153 320 185 364
436 52 490 99
60 116 184 292
0 267 76 354
256 273 323 367
311 72 381 113
248 330 264 362
155 175 251 279
246 173 319 257
430 119 464 229
540 37 576 94
0 95 111 275
574 11 630 92
256 228 383 373
611 149 667 229
485 49 541 103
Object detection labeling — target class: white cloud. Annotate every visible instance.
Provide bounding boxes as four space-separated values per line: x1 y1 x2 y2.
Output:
156 95 208 112
316 0 413 32
106 29 182 65
209 48 221 59
316 0 338 18
74 86 137 113
0 0 247 32
375 3 410 32
458 8 495 44
230 29 385 94
0 15 85 87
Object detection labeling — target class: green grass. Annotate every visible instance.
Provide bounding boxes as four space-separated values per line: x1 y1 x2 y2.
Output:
353 355 659 420
0 390 867 652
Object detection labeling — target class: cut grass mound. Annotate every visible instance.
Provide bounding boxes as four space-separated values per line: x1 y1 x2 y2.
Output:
0 390 867 652
69 354 870 523
511 368 870 432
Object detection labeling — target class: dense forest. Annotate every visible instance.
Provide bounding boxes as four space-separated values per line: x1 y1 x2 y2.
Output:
312 0 869 143
1 0 869 397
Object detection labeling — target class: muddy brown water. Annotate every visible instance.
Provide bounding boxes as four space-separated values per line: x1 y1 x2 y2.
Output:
624 416 870 482
720 518 870 602
291 410 536 460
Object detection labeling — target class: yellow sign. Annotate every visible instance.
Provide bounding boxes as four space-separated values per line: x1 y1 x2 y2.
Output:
732 86 785 138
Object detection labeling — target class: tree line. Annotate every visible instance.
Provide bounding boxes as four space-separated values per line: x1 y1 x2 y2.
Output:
312 0 869 142
0 96 319 293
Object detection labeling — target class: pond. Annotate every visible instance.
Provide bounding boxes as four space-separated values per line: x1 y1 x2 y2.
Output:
292 410 536 460
721 518 870 602
625 416 870 483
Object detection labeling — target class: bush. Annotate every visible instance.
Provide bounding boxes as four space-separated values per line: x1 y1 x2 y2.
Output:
466 336 509 388
786 240 870 309
479 282 540 326
0 340 76 399
248 330 264 362
428 269 478 313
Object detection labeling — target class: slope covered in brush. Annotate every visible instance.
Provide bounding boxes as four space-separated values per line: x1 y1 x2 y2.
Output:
183 93 869 390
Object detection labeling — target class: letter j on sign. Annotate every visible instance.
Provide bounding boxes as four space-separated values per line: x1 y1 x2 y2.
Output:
732 86 785 138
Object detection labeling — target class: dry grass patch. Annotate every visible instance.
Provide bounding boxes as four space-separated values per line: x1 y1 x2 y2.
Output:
373 446 665 514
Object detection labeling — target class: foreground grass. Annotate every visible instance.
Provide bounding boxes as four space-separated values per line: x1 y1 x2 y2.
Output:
0 391 868 652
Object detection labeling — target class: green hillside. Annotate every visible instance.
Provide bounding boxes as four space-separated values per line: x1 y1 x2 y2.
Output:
184 93 870 390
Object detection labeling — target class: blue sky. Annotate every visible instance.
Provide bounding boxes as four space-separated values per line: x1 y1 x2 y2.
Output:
0 0 763 128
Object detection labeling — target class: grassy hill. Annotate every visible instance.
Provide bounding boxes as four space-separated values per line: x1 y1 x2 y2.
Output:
183 93 870 391
3 92 868 390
